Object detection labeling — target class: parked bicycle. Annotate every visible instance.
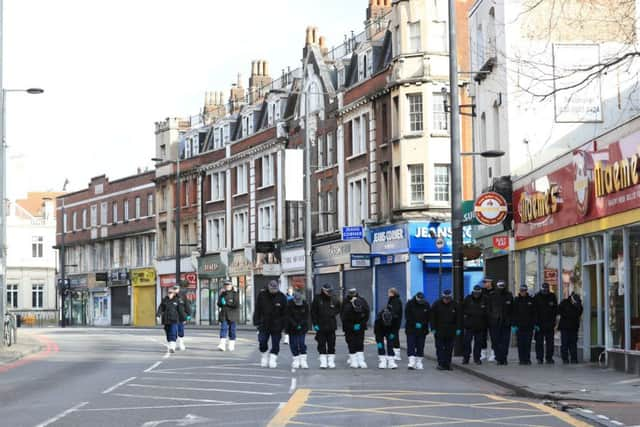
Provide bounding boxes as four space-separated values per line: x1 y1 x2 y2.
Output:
3 313 17 347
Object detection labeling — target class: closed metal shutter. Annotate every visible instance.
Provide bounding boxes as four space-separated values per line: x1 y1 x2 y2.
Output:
314 273 340 296
344 269 373 326
111 286 130 326
375 263 406 314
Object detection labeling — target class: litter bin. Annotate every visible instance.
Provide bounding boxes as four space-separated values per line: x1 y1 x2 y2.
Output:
16 314 21 327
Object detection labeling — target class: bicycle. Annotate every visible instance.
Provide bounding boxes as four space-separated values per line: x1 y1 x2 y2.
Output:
3 313 16 347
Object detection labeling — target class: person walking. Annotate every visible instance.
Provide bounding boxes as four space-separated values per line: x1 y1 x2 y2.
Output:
386 288 403 361
374 308 397 369
283 287 294 345
287 292 310 369
487 281 514 365
311 284 341 369
559 293 583 364
462 285 488 365
217 280 239 352
174 285 192 352
431 289 462 371
341 289 370 369
157 287 185 353
480 278 495 362
404 292 430 370
534 282 558 364
253 280 288 368
512 285 536 365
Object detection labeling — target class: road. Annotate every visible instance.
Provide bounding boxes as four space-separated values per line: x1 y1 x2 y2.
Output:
0 328 592 427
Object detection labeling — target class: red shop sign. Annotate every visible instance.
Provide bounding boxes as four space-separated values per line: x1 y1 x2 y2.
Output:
514 131 640 241
160 273 198 289
492 236 510 250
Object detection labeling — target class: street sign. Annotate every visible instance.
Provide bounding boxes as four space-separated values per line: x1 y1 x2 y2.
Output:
474 192 508 226
435 237 445 250
350 254 371 268
342 226 364 240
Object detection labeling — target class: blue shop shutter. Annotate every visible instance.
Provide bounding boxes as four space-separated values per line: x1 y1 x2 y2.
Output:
375 263 407 316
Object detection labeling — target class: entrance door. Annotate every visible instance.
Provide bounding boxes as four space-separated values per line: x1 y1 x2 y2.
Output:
133 286 155 327
585 263 605 361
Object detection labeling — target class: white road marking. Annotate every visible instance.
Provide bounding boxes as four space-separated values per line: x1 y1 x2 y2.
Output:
78 402 283 412
580 409 594 414
128 383 275 396
111 393 229 404
140 377 284 387
611 421 624 426
144 361 162 373
597 415 610 420
612 377 640 385
34 401 89 427
102 377 137 394
151 364 260 372
145 370 288 380
141 413 210 427
288 377 297 394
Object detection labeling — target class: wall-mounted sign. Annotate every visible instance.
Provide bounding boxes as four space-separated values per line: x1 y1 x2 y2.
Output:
370 224 408 254
351 254 371 268
342 226 364 241
282 247 305 272
474 192 508 226
131 268 156 287
517 184 559 224
492 236 510 251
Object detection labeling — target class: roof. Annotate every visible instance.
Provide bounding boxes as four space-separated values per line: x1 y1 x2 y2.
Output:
15 192 64 217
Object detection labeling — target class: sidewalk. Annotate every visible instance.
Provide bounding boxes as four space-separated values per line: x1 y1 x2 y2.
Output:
422 338 640 404
0 330 43 365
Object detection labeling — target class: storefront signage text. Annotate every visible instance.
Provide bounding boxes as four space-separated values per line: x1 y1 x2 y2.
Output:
373 228 404 243
474 192 508 226
594 156 639 197
518 184 559 223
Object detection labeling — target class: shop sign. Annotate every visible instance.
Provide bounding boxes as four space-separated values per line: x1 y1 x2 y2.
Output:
408 222 473 254
474 192 508 226
262 264 282 275
351 254 371 268
373 253 409 265
69 275 88 289
492 236 510 250
314 239 369 268
371 224 408 254
342 226 364 241
198 254 226 278
131 268 156 287
282 247 305 272
517 184 559 223
515 133 640 241
160 273 197 289
462 200 480 225
228 252 253 276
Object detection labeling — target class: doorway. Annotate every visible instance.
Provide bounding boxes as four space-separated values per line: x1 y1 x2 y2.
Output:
584 263 605 361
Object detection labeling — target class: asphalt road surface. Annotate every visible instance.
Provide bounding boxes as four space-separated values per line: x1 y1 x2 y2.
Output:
0 328 593 427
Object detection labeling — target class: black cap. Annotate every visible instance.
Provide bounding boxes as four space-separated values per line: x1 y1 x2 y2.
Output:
347 288 358 298
520 284 529 292
321 284 333 294
352 298 364 313
541 282 550 290
442 289 453 298
496 281 506 289
268 280 279 292
381 309 393 326
223 279 232 286
293 292 304 306
473 285 482 292
415 292 425 301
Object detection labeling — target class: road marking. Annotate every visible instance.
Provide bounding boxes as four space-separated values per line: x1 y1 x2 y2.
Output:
523 401 592 427
146 370 289 380
289 378 297 394
267 389 311 427
102 376 136 394
144 361 162 372
0 335 59 374
34 401 89 427
139 377 284 387
141 413 211 427
611 421 624 426
112 393 229 404
128 383 276 395
78 401 283 412
612 377 640 385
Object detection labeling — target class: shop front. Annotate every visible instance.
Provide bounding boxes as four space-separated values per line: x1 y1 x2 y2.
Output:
87 272 110 326
513 122 640 373
131 268 156 327
198 254 226 326
67 274 89 326
159 272 198 323
371 224 408 313
254 241 282 296
228 250 253 324
109 269 131 326
314 239 371 310
281 246 306 293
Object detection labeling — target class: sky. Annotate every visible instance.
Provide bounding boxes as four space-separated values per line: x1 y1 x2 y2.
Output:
4 0 366 198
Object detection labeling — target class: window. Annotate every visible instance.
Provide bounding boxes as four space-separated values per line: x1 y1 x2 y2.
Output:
408 93 423 132
326 132 335 166
124 200 129 221
432 92 448 131
351 116 366 156
7 284 18 308
318 191 326 233
32 236 44 258
72 212 78 231
210 172 225 201
184 138 192 158
327 191 335 232
223 124 230 144
206 217 225 251
236 163 248 194
214 127 222 149
90 205 98 227
82 209 87 229
258 204 275 241
434 164 450 202
147 194 154 216
318 135 325 169
160 144 167 159
112 202 118 224
348 177 368 225
100 202 108 225
135 197 141 218
409 22 421 52
394 26 400 57
192 137 199 156
32 284 44 308
161 186 168 212
233 210 248 248
262 155 274 187
288 204 297 239
408 164 425 204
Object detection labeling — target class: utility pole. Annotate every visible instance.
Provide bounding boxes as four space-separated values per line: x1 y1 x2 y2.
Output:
60 199 66 327
175 152 181 289
448 0 464 355
303 65 313 298
0 0 5 345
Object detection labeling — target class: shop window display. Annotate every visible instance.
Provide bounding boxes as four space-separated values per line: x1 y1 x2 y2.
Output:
542 245 560 295
561 241 581 298
608 230 625 349
628 226 640 351
525 249 538 289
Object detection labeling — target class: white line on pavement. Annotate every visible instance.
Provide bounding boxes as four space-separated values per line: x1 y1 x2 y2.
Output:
288 378 297 394
102 377 137 394
612 377 640 385
151 364 260 372
127 383 275 396
145 370 288 380
144 361 162 373
78 402 283 412
139 377 285 387
34 401 89 427
111 393 229 404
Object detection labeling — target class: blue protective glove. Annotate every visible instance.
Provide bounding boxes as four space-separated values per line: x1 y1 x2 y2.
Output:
296 325 302 331
431 329 437 336
353 323 361 332
415 322 423 329
389 333 395 340
455 329 462 336
377 342 384 350
511 326 518 334
186 315 192 322
220 297 226 306
534 325 541 333
313 324 320 332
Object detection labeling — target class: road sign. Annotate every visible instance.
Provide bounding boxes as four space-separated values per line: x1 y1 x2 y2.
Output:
435 237 445 250
342 226 364 240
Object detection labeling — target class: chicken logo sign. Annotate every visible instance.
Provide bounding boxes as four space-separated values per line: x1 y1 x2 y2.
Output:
474 192 508 226
573 150 590 217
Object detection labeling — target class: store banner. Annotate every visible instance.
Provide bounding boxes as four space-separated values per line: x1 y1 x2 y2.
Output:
408 222 474 254
198 254 226 278
131 268 156 287
514 131 640 241
159 273 197 289
370 224 408 254
282 247 305 272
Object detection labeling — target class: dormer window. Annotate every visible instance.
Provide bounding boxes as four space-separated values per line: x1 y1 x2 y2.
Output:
185 138 192 158
213 126 222 149
192 136 199 156
242 113 253 137
223 124 230 144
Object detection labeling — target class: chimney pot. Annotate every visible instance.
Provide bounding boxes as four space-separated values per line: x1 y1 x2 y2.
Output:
263 60 269 76
252 61 258 76
312 27 319 44
305 26 313 45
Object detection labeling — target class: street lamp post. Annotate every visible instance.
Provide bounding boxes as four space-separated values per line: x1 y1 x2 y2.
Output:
0 87 44 345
